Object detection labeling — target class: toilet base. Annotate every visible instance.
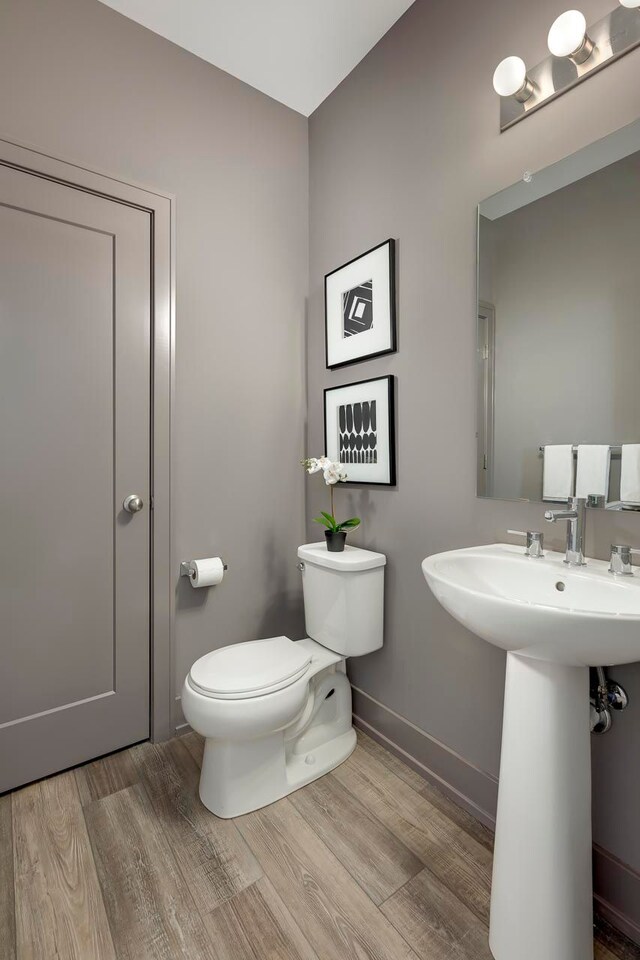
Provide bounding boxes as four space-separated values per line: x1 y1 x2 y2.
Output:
198 669 357 818
199 727 356 818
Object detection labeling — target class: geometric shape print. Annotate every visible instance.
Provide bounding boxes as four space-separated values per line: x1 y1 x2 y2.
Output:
342 280 373 338
339 400 377 464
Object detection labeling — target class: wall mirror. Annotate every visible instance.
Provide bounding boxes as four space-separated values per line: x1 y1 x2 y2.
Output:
477 118 640 506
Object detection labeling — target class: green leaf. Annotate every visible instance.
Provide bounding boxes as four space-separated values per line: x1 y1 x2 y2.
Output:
338 517 361 529
312 515 335 529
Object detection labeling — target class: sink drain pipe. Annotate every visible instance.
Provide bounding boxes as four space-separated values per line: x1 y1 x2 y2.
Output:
590 666 629 734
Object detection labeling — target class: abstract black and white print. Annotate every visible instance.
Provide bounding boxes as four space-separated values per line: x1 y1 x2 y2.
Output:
342 280 373 338
325 375 395 484
339 400 377 464
325 239 396 368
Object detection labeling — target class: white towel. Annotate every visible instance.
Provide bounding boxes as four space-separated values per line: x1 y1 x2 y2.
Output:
575 445 610 500
543 445 575 502
620 444 640 504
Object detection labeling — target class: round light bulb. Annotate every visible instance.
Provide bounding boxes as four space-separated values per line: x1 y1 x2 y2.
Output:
547 10 587 57
619 0 640 8
493 56 528 97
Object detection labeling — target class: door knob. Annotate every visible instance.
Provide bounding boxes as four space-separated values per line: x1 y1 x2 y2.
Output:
123 494 144 514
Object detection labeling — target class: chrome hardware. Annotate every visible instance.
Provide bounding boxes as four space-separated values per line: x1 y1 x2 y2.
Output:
590 666 629 735
538 445 622 457
544 496 586 566
607 681 629 711
587 494 605 509
179 559 228 578
590 702 612 735
123 494 144 514
608 544 640 577
507 530 544 558
297 561 305 572
568 31 595 67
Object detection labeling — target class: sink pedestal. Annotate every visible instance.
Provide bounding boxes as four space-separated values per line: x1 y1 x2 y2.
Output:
423 543 640 959
489 652 593 960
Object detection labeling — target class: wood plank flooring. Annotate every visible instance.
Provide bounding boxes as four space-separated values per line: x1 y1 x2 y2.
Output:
1 729 639 960
0 794 16 960
13 771 115 960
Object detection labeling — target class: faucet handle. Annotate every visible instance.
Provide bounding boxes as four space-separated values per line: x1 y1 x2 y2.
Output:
609 544 640 576
507 530 544 558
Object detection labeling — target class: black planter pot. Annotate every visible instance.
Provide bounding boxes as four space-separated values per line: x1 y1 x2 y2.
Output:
325 530 347 552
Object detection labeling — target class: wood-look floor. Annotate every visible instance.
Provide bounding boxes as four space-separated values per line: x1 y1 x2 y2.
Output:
1 729 638 960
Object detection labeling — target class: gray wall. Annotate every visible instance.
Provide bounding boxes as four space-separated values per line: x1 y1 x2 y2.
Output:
0 0 308 726
3 0 640 916
308 0 640 881
483 153 640 501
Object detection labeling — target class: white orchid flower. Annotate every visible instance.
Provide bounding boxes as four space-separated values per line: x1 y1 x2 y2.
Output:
323 468 339 485
303 455 348 484
323 461 347 485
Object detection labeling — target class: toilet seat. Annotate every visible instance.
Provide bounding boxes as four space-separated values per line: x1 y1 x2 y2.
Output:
188 636 312 700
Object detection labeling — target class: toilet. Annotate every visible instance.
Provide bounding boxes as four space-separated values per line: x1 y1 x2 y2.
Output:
182 541 386 818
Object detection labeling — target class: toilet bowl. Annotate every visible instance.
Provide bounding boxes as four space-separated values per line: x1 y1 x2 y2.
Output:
182 542 386 818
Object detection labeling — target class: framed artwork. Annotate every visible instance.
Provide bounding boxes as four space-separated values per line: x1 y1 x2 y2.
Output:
324 375 396 485
324 238 396 369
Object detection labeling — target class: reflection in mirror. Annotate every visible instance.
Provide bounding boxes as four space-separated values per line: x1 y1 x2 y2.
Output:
477 119 640 506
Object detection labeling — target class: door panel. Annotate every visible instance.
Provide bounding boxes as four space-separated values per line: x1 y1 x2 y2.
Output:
0 164 151 792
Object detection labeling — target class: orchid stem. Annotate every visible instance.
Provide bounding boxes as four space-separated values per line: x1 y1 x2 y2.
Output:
330 485 334 523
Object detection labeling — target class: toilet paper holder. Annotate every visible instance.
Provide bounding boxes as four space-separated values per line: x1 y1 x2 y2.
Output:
180 559 228 577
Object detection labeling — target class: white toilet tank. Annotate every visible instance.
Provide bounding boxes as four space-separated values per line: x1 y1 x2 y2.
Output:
297 542 386 656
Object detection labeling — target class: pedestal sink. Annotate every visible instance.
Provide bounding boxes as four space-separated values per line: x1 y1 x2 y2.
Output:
422 543 640 960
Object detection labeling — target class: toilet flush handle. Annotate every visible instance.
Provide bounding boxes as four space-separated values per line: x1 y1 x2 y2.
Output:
297 561 305 572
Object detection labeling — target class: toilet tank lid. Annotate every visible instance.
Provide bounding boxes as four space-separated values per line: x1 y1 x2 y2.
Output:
298 542 386 571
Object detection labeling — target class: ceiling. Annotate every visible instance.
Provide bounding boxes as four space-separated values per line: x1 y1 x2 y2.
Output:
98 0 417 116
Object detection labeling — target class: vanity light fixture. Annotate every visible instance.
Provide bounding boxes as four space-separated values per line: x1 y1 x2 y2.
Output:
494 3 640 131
547 10 595 64
492 56 535 102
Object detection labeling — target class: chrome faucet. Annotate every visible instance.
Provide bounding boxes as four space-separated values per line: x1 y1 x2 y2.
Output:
507 529 545 558
609 544 639 576
544 496 587 566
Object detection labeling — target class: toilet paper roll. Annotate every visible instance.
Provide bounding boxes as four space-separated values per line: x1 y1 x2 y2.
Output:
189 557 225 588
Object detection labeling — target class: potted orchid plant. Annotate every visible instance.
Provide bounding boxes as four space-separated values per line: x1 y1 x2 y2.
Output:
302 456 361 552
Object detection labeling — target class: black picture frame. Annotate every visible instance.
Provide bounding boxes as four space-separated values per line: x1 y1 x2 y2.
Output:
324 238 397 370
324 375 396 486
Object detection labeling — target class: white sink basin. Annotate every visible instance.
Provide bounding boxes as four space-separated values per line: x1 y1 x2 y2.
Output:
422 542 640 960
422 543 640 666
